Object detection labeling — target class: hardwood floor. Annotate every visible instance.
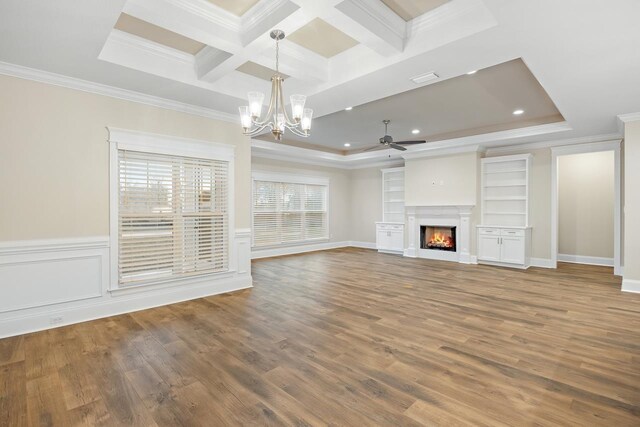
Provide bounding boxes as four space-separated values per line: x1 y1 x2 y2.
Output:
1 248 640 426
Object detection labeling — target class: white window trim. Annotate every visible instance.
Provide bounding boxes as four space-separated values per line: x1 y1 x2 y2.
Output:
107 127 236 291
251 171 330 249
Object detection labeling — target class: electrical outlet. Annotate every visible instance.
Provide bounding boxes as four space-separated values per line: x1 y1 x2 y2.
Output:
50 316 64 325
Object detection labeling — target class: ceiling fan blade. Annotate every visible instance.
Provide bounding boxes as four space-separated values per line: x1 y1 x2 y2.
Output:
389 143 407 151
394 140 427 145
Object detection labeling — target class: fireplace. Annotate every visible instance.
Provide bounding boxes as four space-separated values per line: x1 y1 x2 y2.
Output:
420 226 456 252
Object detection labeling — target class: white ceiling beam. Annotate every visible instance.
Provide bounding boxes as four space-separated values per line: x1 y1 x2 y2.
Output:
332 0 406 56
194 46 233 80
240 0 300 46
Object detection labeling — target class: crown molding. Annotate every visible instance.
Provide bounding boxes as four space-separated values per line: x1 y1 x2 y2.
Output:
252 121 573 169
0 61 237 123
164 0 241 32
401 144 481 160
485 132 622 155
617 112 640 135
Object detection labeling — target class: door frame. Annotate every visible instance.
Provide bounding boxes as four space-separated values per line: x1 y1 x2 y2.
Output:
550 140 622 275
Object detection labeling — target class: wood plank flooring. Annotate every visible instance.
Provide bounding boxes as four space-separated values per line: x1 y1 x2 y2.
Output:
1 247 640 426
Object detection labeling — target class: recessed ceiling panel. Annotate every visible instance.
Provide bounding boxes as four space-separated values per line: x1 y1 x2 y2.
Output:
381 0 451 21
287 18 358 58
268 59 564 151
114 13 205 55
206 0 261 16
236 61 288 81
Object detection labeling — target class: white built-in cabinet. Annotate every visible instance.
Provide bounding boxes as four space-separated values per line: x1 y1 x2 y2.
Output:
477 154 532 268
376 167 405 254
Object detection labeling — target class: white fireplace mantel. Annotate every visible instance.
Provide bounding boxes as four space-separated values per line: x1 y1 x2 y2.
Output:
404 205 475 264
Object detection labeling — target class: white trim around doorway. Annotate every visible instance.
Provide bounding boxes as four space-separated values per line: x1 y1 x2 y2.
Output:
550 140 622 276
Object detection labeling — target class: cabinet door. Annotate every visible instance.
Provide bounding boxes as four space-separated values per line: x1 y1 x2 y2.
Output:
478 235 501 261
500 236 525 264
377 229 390 250
389 231 404 251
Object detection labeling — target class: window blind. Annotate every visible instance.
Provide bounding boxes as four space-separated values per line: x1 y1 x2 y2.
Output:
252 179 328 247
118 149 229 286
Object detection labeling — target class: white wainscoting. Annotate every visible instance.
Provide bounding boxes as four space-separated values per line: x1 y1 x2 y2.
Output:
0 231 252 339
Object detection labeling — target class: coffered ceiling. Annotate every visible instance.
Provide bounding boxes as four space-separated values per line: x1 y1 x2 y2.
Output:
381 0 451 21
1 0 639 160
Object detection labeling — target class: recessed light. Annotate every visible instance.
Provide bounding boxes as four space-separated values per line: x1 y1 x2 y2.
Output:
513 109 525 115
467 70 477 75
412 129 420 134
345 106 353 111
344 143 351 147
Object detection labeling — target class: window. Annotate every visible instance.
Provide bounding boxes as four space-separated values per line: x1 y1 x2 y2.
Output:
116 149 229 286
252 173 328 247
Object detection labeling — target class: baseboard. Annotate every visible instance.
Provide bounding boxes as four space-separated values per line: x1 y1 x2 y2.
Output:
622 278 640 293
251 241 378 259
251 241 347 259
558 254 614 267
348 241 377 250
530 258 555 268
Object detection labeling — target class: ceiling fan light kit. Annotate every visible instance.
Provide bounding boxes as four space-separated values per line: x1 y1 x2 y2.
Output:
239 29 313 141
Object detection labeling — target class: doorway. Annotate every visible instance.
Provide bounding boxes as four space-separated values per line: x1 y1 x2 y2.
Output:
551 141 622 275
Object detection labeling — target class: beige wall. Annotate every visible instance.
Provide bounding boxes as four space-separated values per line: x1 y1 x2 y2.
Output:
624 120 640 281
251 157 352 243
0 74 251 241
349 167 383 243
485 149 551 260
558 151 614 258
405 152 478 206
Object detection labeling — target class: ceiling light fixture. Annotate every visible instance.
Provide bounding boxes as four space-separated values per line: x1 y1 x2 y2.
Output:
513 109 525 115
344 143 351 147
467 70 477 75
412 129 420 134
345 106 353 111
239 30 312 141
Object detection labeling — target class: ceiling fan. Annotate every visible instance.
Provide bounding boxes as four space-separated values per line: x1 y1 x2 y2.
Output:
364 120 427 151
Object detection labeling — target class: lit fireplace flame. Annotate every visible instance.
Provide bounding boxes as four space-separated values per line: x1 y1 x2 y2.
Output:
428 232 454 248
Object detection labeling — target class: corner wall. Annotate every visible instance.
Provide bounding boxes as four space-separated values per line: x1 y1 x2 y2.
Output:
623 119 640 291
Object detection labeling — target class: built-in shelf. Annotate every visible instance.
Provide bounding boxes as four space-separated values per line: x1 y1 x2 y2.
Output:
484 181 527 187
382 167 405 224
478 154 532 269
481 154 531 227
485 212 527 215
484 196 527 201
484 169 527 174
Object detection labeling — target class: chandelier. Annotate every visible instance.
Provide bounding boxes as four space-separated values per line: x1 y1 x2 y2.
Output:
238 29 313 141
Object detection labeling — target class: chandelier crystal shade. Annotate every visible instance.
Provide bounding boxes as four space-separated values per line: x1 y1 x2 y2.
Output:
238 30 313 140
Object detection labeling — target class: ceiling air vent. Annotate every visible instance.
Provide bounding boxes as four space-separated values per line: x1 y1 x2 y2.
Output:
410 72 439 85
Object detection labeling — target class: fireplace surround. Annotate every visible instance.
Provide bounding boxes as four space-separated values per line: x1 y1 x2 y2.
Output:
405 205 474 263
